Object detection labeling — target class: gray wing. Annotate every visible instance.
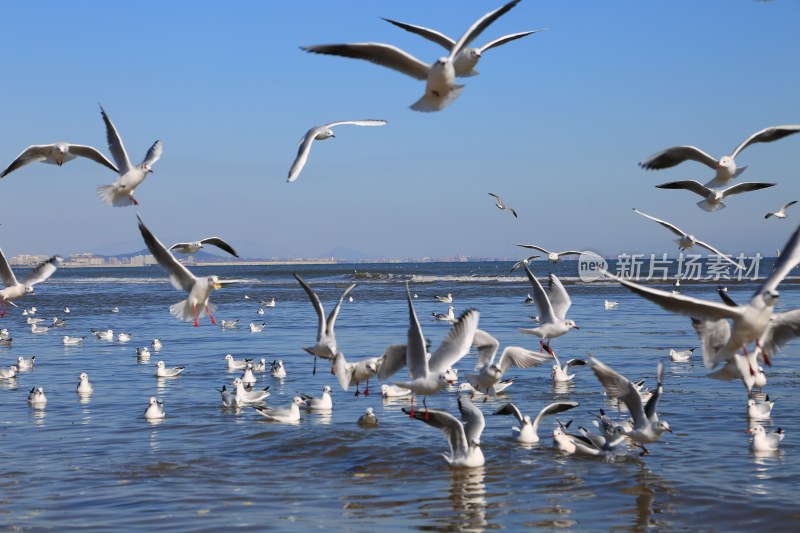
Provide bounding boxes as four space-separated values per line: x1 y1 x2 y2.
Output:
301 43 430 80
138 215 196 293
515 243 550 255
405 283 430 380
428 308 480 374
545 274 571 320
141 140 163 167
324 119 388 129
450 0 522 60
376 343 408 380
522 263 556 323
381 18 456 50
564 358 586 371
0 145 50 177
472 328 500 368
731 125 800 159
555 250 584 257
719 182 775 199
326 283 357 334
496 346 550 373
643 360 664 422
759 222 800 294
478 30 540 53
0 248 18 286
532 401 579 433
633 208 686 238
403 407 467 457
760 309 800 356
604 269 741 322
655 180 712 198
293 273 326 341
493 402 524 424
199 237 239 258
589 356 647 429
20 256 62 286
68 144 119 173
458 396 485 445
99 105 132 174
287 127 319 183
692 238 743 270
784 200 799 211
168 242 194 253
639 146 718 171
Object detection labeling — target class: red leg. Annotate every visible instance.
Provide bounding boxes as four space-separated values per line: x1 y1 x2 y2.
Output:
354 382 360 397
130 195 139 206
756 340 772 367
206 306 216 325
193 306 199 327
0 301 9 318
364 379 370 396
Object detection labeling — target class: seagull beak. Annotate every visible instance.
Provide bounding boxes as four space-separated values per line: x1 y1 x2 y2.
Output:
213 283 223 290
573 325 580 330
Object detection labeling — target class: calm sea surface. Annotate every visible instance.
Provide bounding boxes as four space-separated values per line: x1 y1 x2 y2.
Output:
2 260 799 532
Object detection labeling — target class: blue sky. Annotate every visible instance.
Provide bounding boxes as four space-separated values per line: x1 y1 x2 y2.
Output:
1 0 798 260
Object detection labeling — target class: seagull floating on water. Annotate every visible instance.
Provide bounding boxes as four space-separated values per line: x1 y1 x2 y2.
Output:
77 372 93 394
156 360 185 378
669 348 695 362
302 385 334 411
747 395 775 419
28 386 47 407
748 424 784 452
16 355 35 371
252 396 306 423
144 397 165 420
358 407 379 428
550 352 585 383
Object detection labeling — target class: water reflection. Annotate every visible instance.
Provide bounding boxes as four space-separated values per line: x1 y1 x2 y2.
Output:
77 391 92 405
30 408 46 427
617 465 677 532
0 377 18 390
443 467 487 533
552 381 574 396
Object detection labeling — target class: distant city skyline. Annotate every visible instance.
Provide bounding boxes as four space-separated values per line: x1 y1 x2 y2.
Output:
0 1 798 262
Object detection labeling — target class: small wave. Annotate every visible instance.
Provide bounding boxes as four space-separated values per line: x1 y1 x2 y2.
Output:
348 271 411 281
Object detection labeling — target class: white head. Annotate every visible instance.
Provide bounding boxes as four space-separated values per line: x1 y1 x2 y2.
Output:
79 372 89 380
156 360 165 369
717 155 734 172
657 420 672 434
364 407 374 416
565 319 579 330
292 396 307 406
322 385 332 394
224 354 233 361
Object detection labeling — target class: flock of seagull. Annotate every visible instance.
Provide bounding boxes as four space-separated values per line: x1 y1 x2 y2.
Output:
1 0 799 467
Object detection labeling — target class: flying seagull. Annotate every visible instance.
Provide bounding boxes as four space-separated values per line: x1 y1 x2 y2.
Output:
0 249 61 318
0 142 118 178
514 244 583 262
302 0 522 112
488 193 517 218
287 120 388 183
639 125 800 187
765 200 798 220
168 237 239 258
655 180 775 212
137 215 244 326
97 105 162 207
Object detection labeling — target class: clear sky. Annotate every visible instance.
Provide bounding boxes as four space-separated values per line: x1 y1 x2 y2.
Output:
1 0 798 260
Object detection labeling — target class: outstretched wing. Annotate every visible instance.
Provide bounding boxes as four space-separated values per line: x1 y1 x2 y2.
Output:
0 247 19 287
199 237 239 258
472 328 500 368
639 146 718 171
20 256 62 286
731 125 800 159
0 145 50 178
496 346 550 373
478 30 540 53
382 17 456 50
655 180 712 198
138 215 196 293
301 43 430 80
428 308 480 374
545 273 572 320
99 105 132 174
68 144 119 173
458 396 485 445
633 208 686 238
326 283 357 334
141 140 163 168
293 273 326 341
403 406 467 457
493 402 524 424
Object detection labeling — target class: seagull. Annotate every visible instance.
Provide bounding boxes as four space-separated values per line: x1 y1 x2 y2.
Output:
302 385 334 411
110 306 120 313
638 125 800 187
383 16 539 78
747 395 775 419
52 317 67 327
90 329 113 340
144 397 165 420
249 322 266 333
514 244 583 263
151 338 162 351
16 355 35 371
458 378 515 397
403 395 486 468
231 377 270 405
136 346 151 359
155 360 185 378
518 264 578 354
216 385 236 407
27 386 47 407
693 318 762 394
434 293 453 303
358 407 379 427
748 424 784 452
240 363 258 385
117 332 132 342
77 372 93 394
0 142 118 178
286 120 388 182
510 256 541 273
302 0 523 112
466 328 549 397
257 308 265 315
603 300 619 309
96 105 162 207
63 307 70 313
552 425 627 457
655 180 775 212
605 223 800 372
332 352 379 396
30 324 50 334
168 237 239 258
487 193 517 218
220 319 240 329
0 249 61 318
632 208 743 269
224 353 252 371
138 215 245 327
253 358 268 373
669 348 695 362
252 397 306 423
432 305 456 322
61 335 86 346
550 352 585 383
270 359 287 378
765 200 798 220
589 356 671 454
0 365 18 379
393 283 479 416
261 298 276 308
293 273 356 373
381 384 412 398
26 317 45 325
493 401 579 444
